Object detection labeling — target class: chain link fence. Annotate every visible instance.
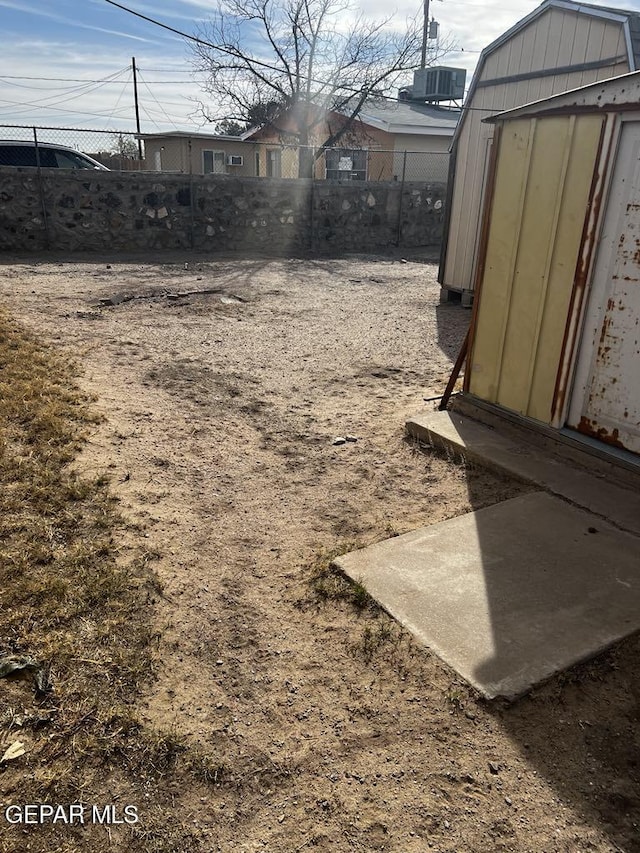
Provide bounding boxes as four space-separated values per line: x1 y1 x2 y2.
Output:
142 137 450 182
0 125 143 171
0 125 449 183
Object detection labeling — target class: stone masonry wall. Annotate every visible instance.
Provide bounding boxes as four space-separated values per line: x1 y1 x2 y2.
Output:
0 168 445 254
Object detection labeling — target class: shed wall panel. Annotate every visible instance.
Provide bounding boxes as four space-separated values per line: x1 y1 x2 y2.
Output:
468 118 534 404
497 117 573 414
469 114 604 422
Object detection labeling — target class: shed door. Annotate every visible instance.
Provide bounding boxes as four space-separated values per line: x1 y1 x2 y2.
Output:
568 121 640 454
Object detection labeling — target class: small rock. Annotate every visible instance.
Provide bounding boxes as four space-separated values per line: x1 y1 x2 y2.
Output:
216 659 224 666
332 437 346 446
505 796 512 806
489 761 500 774
345 435 358 443
277 814 285 824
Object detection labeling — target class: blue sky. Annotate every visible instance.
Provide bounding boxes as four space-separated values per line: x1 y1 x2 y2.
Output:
0 0 638 136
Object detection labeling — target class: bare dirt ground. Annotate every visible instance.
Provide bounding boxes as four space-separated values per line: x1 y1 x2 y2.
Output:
1 253 639 852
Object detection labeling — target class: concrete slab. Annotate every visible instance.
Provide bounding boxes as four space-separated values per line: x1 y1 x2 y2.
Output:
406 411 640 537
335 492 640 700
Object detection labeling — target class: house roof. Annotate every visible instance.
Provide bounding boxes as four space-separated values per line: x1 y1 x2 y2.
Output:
242 96 461 141
453 0 640 145
136 131 243 142
349 100 461 137
484 67 640 122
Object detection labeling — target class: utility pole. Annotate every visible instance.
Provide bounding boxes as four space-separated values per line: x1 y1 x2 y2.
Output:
420 0 430 68
132 56 143 159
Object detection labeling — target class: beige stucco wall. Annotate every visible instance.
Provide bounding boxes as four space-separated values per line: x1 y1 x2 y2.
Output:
392 133 452 153
143 138 256 175
443 6 630 294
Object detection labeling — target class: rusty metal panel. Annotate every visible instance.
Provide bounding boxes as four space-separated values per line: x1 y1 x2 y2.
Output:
468 113 604 421
527 114 605 421
551 112 617 427
569 121 640 454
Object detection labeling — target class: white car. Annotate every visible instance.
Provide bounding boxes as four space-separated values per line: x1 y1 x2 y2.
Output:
0 140 109 170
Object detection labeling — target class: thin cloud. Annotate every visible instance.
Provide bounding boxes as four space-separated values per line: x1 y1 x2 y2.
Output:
89 0 211 23
0 0 157 42
0 0 41 10
73 22 153 41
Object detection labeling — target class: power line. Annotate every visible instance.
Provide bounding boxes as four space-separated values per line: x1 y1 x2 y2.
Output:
0 98 142 122
139 68 194 74
102 0 445 105
0 75 198 84
0 69 132 115
0 74 127 83
102 0 303 77
137 70 177 127
102 72 133 129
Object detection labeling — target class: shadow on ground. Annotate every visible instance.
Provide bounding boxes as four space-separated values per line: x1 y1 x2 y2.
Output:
462 447 640 851
491 633 640 851
435 302 470 362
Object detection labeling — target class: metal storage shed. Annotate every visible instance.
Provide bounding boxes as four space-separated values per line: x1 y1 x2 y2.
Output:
439 0 640 306
464 70 640 459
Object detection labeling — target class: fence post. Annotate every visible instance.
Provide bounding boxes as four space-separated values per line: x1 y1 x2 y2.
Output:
188 136 195 251
310 172 315 253
33 127 50 250
298 145 316 252
395 150 407 248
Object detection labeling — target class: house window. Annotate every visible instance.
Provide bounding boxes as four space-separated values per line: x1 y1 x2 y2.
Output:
266 148 281 178
255 151 260 177
203 150 226 174
325 148 367 181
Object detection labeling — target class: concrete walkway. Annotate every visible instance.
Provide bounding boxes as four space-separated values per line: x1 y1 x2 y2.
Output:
335 411 640 700
407 410 640 537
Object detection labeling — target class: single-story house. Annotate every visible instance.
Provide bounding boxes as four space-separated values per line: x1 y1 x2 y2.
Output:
440 0 640 305
463 70 640 460
138 131 255 175
245 97 460 181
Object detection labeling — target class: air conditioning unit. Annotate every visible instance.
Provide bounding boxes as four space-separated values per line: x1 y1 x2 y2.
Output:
227 154 243 166
411 67 466 102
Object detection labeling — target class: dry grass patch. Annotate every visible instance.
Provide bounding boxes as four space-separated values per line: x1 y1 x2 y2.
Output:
306 543 374 611
0 311 166 850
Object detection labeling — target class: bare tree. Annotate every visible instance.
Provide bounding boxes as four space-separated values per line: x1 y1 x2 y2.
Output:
112 133 139 159
215 118 248 135
192 0 451 175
